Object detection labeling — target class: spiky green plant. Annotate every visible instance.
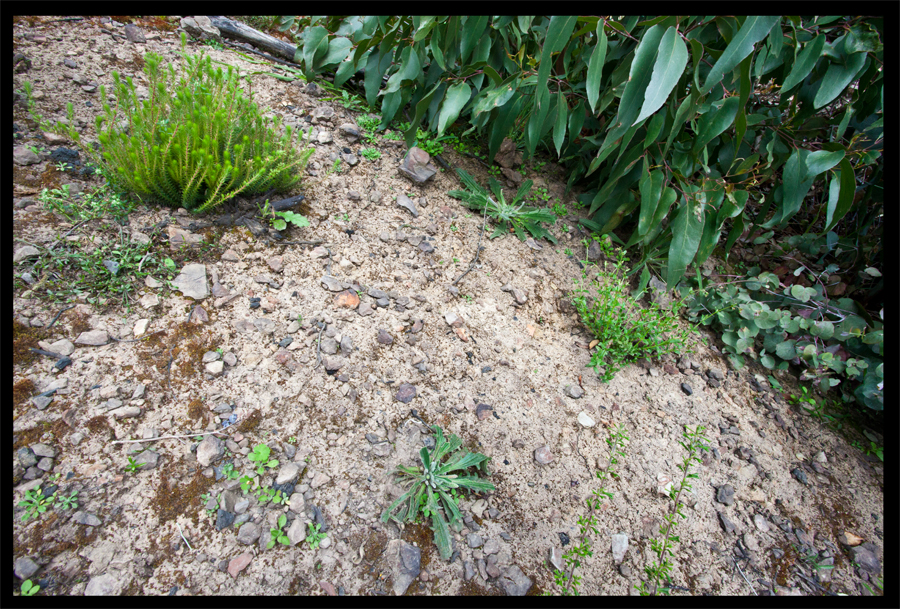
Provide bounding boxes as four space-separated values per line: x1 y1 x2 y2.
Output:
381 425 494 560
448 168 558 243
40 32 313 213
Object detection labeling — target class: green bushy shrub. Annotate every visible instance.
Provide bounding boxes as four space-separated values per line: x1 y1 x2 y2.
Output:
44 33 313 213
683 266 883 410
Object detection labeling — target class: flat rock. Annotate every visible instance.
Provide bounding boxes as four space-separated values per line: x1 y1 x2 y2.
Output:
227 552 253 578
85 572 125 596
611 534 629 564
396 193 419 218
334 290 360 309
498 564 532 596
577 411 596 427
444 311 464 328
320 275 343 291
236 522 261 545
14 245 41 262
565 384 584 399
716 484 735 505
171 263 208 299
377 329 393 345
75 330 109 346
534 445 554 465
197 435 225 467
385 539 421 595
323 355 346 372
14 556 40 580
394 383 416 403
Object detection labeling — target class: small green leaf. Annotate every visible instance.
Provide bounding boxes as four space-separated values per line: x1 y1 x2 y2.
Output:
273 218 286 231
634 26 688 125
702 16 780 94
436 81 471 137
781 35 827 92
586 25 608 114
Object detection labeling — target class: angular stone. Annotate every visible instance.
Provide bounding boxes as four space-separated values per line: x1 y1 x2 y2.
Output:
167 226 204 249
205 360 224 376
718 511 737 534
476 404 493 420
237 522 261 545
14 146 42 166
289 493 306 514
418 240 435 254
14 556 40 580
197 435 225 467
681 383 693 396
85 572 125 596
321 275 343 291
133 450 159 470
276 463 300 486
323 356 346 372
399 146 437 184
358 301 374 316
396 193 419 218
74 511 102 526
394 383 416 403
75 330 109 346
377 329 393 345
17 447 38 467
753 514 770 533
287 516 307 546
494 138 523 168
385 539 421 595
498 564 532 596
253 318 276 334
14 245 41 262
227 552 253 578
110 406 141 419
444 311 463 328
32 395 53 410
172 263 208 299
310 472 331 489
611 534 629 564
716 484 735 505
577 411 596 427
565 384 584 399
123 24 146 43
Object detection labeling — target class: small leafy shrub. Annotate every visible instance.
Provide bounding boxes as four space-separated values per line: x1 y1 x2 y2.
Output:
549 423 629 595
360 147 381 160
636 425 710 596
268 513 291 549
448 168 558 243
573 238 694 382
18 488 54 521
683 265 883 410
39 182 137 224
305 522 327 549
38 33 314 213
124 456 142 473
381 425 495 560
248 443 279 475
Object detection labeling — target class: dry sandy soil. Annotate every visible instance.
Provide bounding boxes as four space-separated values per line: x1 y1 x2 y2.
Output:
12 16 885 597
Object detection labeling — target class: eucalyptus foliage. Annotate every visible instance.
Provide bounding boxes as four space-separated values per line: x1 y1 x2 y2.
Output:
45 33 314 213
280 15 882 289
381 425 494 560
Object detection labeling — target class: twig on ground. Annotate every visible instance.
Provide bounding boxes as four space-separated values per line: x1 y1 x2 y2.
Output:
44 304 75 329
452 201 489 287
732 555 758 596
176 521 194 552
110 427 231 444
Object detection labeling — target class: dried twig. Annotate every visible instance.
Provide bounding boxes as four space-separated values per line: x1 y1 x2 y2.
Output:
732 555 758 596
176 521 194 552
452 201 489 287
110 427 230 445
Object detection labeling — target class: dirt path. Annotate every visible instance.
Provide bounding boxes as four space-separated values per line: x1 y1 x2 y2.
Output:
12 16 884 597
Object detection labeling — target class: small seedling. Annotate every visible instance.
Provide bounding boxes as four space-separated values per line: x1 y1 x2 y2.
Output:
239 474 257 494
54 490 79 511
271 489 290 506
248 443 279 475
287 435 298 444
360 148 381 161
268 513 291 549
221 462 240 480
305 522 327 550
18 488 54 521
21 579 40 596
124 456 142 474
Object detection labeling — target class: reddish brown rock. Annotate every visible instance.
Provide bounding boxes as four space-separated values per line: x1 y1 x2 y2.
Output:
334 289 360 309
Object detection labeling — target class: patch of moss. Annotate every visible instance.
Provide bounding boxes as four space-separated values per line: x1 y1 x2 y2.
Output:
13 320 48 367
186 398 206 422
85 415 114 440
154 468 214 525
13 377 36 406
236 409 262 435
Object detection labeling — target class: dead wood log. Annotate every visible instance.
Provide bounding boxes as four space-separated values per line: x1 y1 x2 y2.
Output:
206 16 298 63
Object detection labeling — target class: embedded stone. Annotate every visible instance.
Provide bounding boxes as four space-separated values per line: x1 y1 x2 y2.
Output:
394 383 416 403
171 263 208 299
399 146 437 184
75 330 109 346
534 445 554 465
334 289 360 309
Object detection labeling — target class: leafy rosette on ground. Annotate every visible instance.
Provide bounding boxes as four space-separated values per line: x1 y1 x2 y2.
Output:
381 425 495 560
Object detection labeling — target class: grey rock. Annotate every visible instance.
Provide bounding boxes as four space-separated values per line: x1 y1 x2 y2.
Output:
14 556 40 580
851 545 881 574
498 564 532 596
399 146 437 184
197 435 225 467
483 538 500 555
396 193 419 218
467 533 484 548
36 457 54 471
718 511 737 534
649 275 674 309
792 467 809 485
385 539 421 595
179 16 221 42
219 490 241 513
418 240 435 254
716 484 735 505
681 382 693 396
358 301 374 316
133 450 160 470
289 492 306 514
110 405 141 419
476 403 493 420
252 318 276 335
753 514 770 533
205 361 224 376
74 511 102 526
320 275 343 292
565 384 584 399
394 383 416 403
340 335 353 354
123 24 146 43
319 337 338 355
14 245 41 262
171 263 208 299
611 534 629 564
75 330 109 346
215 509 235 531
13 146 42 165
236 522 261 545
276 463 300 486
444 311 464 328
323 355 346 372
377 329 393 345
17 447 38 468
708 368 724 381
463 560 476 580
341 153 358 166
85 572 125 596
367 287 388 299
287 516 307 546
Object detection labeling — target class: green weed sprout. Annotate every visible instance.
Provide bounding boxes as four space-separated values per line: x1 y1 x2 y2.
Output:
248 443 279 475
268 514 291 549
381 425 495 560
448 169 558 243
305 522 327 550
18 488 54 521
20 579 40 596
